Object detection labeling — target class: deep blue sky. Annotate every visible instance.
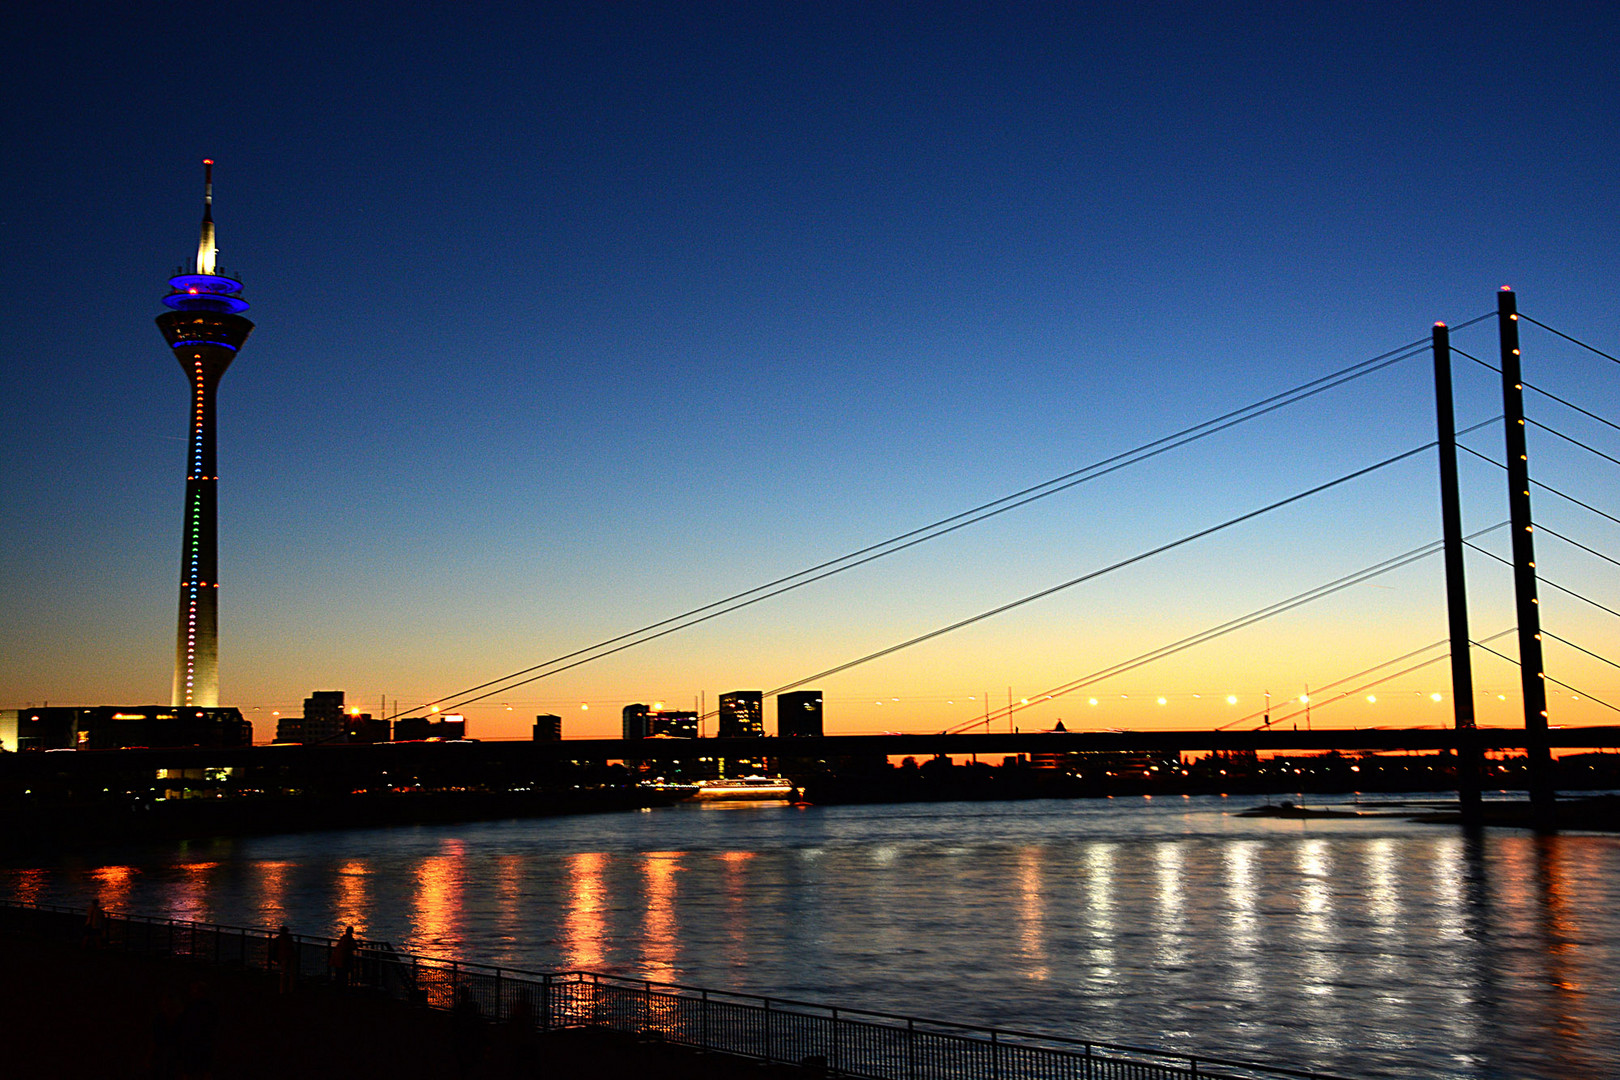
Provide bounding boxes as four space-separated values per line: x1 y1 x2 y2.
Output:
3 2 1617 740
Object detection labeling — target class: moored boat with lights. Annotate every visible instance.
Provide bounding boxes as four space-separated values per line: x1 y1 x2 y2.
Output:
690 776 797 801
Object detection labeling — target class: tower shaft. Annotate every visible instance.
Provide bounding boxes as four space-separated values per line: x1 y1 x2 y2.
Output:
165 336 236 706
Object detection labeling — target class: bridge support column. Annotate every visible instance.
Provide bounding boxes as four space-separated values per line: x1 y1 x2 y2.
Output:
1432 321 1482 824
1497 288 1556 829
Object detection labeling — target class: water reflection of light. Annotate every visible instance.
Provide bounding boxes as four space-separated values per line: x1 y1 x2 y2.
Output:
92 865 135 911
1430 836 1465 942
719 850 755 968
562 852 607 971
255 860 293 927
1297 839 1336 997
1082 843 1116 986
334 861 368 934
1536 836 1596 1069
1365 838 1397 925
1154 842 1185 969
1016 846 1048 980
493 854 523 948
1224 841 1261 999
642 852 681 980
167 862 217 924
10 869 47 905
413 841 466 953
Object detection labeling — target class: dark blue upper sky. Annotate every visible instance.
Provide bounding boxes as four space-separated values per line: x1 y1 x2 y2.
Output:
3 2 1617 739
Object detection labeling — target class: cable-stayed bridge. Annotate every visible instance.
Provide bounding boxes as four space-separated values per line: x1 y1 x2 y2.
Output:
377 288 1620 824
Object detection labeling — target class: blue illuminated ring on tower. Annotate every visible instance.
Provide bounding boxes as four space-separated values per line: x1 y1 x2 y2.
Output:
163 273 250 314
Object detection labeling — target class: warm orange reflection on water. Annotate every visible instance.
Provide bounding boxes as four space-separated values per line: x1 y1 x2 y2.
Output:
719 850 755 967
334 861 368 935
413 841 466 952
1535 836 1593 1071
642 852 682 979
92 865 135 910
492 854 523 949
10 869 46 905
167 862 217 924
563 852 607 970
254 861 293 926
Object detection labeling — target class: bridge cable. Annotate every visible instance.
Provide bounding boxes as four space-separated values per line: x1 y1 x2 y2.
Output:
1452 345 1620 435
757 441 1440 705
1464 541 1620 623
1525 417 1620 469
1518 314 1620 367
955 523 1506 733
413 338 1463 718
1535 524 1620 570
1541 630 1620 672
1455 444 1620 528
1237 632 1521 733
1467 642 1620 717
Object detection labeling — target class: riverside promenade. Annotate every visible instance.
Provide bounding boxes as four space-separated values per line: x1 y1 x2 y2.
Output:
0 932 804 1079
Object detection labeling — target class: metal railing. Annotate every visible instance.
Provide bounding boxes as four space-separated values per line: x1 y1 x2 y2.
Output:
0 900 1354 1080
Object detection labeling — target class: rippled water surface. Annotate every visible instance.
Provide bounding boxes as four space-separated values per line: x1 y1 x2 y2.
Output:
7 795 1618 1079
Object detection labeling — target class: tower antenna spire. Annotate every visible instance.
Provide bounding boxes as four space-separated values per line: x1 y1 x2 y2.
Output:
197 158 217 275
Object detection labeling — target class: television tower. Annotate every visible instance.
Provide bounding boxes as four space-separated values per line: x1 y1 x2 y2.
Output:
156 160 254 707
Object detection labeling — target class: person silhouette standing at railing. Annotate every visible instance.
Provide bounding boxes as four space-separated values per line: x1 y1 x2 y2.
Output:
330 926 357 989
81 897 106 949
273 926 299 994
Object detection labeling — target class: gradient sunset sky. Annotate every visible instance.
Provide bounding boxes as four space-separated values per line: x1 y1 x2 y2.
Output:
2 2 1618 741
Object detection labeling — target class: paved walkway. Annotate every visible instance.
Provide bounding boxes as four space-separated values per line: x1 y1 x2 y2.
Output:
0 934 809 1079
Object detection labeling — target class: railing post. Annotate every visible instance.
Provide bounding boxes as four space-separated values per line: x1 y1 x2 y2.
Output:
831 1006 840 1075
542 974 552 1032
1084 1041 1093 1080
495 967 503 1019
907 1017 917 1080
990 1028 998 1080
1190 1055 1199 1079
702 988 710 1051
764 996 772 1064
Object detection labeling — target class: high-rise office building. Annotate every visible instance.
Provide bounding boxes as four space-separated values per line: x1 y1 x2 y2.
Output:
718 691 764 738
778 690 824 737
623 704 697 740
156 161 254 708
276 690 347 745
534 714 563 741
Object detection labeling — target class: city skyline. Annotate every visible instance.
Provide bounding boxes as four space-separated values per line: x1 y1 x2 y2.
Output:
3 4 1619 742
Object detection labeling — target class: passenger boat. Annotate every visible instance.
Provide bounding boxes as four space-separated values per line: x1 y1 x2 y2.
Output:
690 776 797 801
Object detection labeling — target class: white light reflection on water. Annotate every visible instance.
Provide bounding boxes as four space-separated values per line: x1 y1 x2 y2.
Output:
4 795 1618 1080
1080 841 1117 1002
1223 841 1261 1001
1015 846 1047 980
1296 838 1337 1002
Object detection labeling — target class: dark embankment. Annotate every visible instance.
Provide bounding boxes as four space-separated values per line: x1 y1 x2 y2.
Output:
0 933 813 1079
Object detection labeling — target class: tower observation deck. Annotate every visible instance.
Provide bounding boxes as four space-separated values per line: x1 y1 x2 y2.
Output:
156 160 254 708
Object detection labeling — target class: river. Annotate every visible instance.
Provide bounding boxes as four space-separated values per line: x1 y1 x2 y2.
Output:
6 793 1617 1079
